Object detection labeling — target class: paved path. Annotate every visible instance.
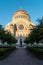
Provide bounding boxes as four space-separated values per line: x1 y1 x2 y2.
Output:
0 47 43 65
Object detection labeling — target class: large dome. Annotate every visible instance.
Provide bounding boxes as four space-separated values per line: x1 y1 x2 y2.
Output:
13 9 30 21
15 10 29 16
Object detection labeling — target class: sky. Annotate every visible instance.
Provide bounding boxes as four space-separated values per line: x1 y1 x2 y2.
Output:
0 0 43 27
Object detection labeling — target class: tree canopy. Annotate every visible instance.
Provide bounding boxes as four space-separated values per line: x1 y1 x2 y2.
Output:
24 17 43 44
0 24 17 46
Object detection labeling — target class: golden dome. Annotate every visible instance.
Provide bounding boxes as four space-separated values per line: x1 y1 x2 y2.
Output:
13 9 30 21
15 9 29 16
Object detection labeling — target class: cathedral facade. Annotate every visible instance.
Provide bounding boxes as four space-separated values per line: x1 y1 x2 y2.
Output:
5 9 35 37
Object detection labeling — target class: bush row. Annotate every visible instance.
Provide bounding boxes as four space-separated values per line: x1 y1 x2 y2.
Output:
27 46 43 60
0 47 16 60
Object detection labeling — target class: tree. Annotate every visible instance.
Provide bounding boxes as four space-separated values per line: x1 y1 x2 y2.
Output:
0 24 17 46
0 25 6 46
5 32 17 46
24 17 43 45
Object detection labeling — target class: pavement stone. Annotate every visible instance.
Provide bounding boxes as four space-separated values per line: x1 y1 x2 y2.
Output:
0 47 43 65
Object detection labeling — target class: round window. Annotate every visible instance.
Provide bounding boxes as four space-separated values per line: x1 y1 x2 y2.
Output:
19 25 24 30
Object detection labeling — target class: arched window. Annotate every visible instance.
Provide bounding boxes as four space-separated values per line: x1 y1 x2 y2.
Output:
15 15 27 19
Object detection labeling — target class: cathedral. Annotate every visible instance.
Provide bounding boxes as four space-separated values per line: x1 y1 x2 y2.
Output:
5 9 35 39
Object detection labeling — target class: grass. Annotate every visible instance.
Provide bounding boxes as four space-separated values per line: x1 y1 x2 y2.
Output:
0 46 16 60
26 46 43 60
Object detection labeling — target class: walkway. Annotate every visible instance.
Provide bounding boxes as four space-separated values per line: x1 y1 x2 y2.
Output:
0 47 43 65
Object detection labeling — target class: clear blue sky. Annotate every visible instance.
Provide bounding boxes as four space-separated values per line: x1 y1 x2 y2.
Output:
0 0 43 27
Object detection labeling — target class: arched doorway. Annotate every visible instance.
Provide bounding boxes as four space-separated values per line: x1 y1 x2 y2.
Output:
16 35 26 47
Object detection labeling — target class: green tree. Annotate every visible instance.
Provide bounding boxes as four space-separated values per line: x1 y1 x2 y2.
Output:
0 24 17 46
0 25 6 46
5 32 17 46
24 17 43 45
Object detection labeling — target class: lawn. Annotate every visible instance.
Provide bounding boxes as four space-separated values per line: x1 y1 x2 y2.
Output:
0 46 16 60
27 46 43 60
